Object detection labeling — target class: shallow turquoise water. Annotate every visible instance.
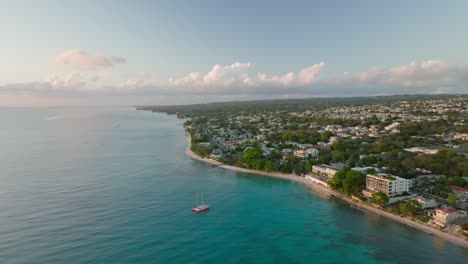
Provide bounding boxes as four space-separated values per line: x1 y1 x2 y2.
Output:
0 108 466 263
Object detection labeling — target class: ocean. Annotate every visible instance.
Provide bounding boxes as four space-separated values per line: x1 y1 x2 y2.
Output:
0 107 466 263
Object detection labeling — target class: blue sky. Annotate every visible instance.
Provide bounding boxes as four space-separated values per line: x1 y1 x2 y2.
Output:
1 0 468 106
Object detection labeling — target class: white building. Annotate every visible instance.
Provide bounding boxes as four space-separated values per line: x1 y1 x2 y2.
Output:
454 133 468 141
433 207 466 227
404 147 438 155
311 164 340 179
385 122 400 131
365 174 411 197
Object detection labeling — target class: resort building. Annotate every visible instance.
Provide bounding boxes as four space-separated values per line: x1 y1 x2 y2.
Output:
365 174 411 197
433 207 466 227
311 164 340 179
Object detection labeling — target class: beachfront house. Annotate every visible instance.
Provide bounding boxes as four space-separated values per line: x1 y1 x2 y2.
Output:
433 207 466 227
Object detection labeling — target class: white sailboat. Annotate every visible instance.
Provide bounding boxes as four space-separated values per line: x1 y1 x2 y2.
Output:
192 192 210 213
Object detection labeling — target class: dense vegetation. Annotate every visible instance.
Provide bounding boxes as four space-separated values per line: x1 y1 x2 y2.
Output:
329 168 366 196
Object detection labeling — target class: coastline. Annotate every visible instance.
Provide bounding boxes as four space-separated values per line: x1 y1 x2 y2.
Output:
185 133 468 249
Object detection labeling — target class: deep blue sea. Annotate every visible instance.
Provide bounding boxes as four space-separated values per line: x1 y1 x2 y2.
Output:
0 107 466 263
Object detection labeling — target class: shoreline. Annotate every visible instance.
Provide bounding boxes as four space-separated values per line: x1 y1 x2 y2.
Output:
185 133 468 249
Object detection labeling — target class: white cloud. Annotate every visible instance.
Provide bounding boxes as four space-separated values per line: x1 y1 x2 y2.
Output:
46 72 86 88
52 49 126 70
168 62 325 91
333 60 468 90
2 60 468 101
119 72 154 89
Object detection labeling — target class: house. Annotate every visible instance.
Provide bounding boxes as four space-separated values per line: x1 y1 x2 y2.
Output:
450 185 468 202
415 196 438 209
198 142 211 147
293 148 319 159
384 122 400 131
311 164 340 179
210 149 223 160
351 167 379 173
329 136 340 144
433 207 466 227
453 133 468 141
304 148 319 158
404 147 438 155
364 174 411 197
282 148 293 155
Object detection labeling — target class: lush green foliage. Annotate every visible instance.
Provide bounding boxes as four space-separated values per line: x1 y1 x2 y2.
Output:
190 143 212 158
329 168 366 196
405 149 468 177
371 192 389 207
397 200 422 216
446 193 457 206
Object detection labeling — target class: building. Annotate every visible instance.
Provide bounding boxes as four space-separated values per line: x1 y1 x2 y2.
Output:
351 167 379 173
294 148 319 158
415 196 438 209
384 122 400 131
433 207 466 227
365 174 411 197
450 185 468 202
311 164 340 179
453 133 468 141
404 147 438 155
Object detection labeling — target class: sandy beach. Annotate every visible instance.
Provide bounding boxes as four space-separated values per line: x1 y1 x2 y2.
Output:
185 134 468 248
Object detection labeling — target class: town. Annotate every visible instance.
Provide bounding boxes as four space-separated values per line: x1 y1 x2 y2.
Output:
141 94 468 240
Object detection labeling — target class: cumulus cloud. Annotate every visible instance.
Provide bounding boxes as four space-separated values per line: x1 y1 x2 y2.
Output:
332 60 468 90
119 72 154 89
52 49 126 70
2 60 468 99
168 62 325 92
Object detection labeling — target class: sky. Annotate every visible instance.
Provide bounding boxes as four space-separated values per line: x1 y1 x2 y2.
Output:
1 0 468 106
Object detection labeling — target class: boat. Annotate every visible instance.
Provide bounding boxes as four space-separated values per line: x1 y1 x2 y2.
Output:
192 192 210 213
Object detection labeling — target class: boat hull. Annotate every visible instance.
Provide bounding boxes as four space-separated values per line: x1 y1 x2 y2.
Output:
192 205 210 213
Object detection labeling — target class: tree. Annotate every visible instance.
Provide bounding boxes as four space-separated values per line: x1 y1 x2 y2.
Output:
329 168 366 196
305 161 313 173
264 160 275 173
329 167 349 190
398 202 408 215
447 193 457 206
342 170 366 195
406 200 422 216
462 222 468 231
448 176 467 188
371 192 389 207
321 131 333 142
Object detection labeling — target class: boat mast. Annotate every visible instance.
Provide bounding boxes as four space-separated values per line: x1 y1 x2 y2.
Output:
201 192 204 205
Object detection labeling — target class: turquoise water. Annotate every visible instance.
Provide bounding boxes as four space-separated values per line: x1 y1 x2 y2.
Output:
0 108 466 263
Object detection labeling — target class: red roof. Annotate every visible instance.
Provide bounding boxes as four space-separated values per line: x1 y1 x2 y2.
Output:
450 185 468 193
437 207 458 213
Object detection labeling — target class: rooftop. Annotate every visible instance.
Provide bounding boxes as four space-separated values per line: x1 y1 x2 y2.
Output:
450 185 468 192
437 207 458 213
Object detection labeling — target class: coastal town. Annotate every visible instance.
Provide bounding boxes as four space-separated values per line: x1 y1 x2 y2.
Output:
141 94 468 245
